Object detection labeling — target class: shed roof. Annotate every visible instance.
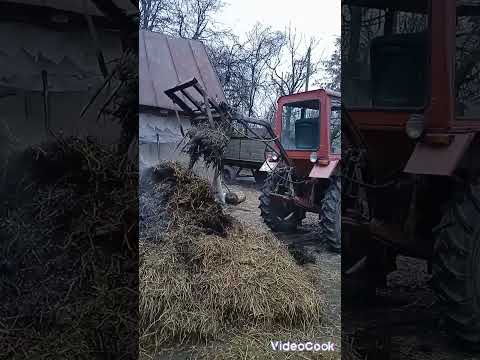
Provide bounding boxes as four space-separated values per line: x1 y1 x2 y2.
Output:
140 30 226 112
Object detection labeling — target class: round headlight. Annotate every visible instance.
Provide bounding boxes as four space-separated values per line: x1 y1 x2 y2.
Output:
406 114 425 140
271 153 279 161
309 152 318 163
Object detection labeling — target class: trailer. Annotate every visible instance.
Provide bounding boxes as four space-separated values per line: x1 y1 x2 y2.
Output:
222 127 269 184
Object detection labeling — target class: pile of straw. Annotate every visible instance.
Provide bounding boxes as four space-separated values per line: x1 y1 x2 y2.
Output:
0 137 138 359
140 162 330 358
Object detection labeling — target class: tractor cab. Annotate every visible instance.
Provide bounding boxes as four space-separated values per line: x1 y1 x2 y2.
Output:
343 0 430 110
264 89 340 178
342 0 480 346
343 0 480 177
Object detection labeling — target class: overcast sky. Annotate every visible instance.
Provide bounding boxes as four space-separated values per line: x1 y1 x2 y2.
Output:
219 0 341 57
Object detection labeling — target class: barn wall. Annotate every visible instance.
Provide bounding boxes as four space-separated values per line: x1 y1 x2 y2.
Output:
139 111 215 180
0 20 123 147
1 91 122 147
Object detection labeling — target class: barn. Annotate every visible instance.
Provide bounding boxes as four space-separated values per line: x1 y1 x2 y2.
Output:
139 30 226 174
0 0 137 146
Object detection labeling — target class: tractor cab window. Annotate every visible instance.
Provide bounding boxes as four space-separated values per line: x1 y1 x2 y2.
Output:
342 2 429 108
456 2 480 118
281 99 320 151
330 98 341 154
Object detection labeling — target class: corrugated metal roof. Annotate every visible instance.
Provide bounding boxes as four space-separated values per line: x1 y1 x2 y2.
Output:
139 30 226 111
3 0 137 16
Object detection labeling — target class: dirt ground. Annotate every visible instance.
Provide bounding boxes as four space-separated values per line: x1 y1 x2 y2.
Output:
225 177 341 342
344 256 480 360
228 176 479 359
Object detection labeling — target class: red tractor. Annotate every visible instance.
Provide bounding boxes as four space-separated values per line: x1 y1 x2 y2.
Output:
342 0 480 344
163 78 341 249
257 89 342 251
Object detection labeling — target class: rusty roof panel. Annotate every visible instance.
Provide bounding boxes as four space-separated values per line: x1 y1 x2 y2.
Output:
139 30 226 111
139 31 158 108
166 37 207 108
144 31 182 109
189 40 225 104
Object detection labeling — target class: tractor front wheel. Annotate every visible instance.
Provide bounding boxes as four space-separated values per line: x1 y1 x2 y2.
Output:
319 177 341 252
433 179 480 345
259 172 303 232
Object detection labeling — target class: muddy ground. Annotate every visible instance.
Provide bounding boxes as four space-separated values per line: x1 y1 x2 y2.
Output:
344 257 480 360
225 177 341 342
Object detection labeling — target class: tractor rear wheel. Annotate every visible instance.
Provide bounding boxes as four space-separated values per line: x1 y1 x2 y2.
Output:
319 177 341 252
259 171 303 232
433 180 480 345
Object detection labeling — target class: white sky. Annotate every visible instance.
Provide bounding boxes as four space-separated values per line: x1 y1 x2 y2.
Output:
219 0 341 59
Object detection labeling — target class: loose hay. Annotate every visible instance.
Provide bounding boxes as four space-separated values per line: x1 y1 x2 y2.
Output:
139 162 329 358
156 161 232 235
0 137 138 359
183 127 231 169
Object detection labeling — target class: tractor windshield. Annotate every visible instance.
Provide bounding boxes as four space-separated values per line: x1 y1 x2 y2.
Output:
342 1 429 108
281 99 320 151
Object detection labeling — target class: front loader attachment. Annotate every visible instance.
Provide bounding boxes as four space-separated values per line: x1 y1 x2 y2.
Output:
164 77 291 166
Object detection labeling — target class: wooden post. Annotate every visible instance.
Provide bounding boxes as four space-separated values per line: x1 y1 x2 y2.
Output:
203 93 215 128
41 70 51 139
213 164 226 204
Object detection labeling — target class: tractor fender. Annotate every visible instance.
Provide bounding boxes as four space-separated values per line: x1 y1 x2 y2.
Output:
309 159 339 178
404 133 475 176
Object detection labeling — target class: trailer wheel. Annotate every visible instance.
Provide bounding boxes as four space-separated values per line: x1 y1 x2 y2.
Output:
319 177 341 252
222 166 236 185
259 171 303 232
433 180 480 345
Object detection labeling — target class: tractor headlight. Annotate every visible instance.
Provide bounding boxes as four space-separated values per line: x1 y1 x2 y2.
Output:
309 152 318 163
271 153 279 161
406 114 425 140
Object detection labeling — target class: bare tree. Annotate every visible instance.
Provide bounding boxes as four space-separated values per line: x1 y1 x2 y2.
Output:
319 36 341 92
142 0 226 40
269 25 320 96
139 0 169 31
163 0 225 40
208 24 284 118
208 36 246 111
241 24 284 117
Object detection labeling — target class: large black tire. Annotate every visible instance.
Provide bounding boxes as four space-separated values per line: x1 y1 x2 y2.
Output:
319 177 341 252
259 172 303 232
433 180 480 345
